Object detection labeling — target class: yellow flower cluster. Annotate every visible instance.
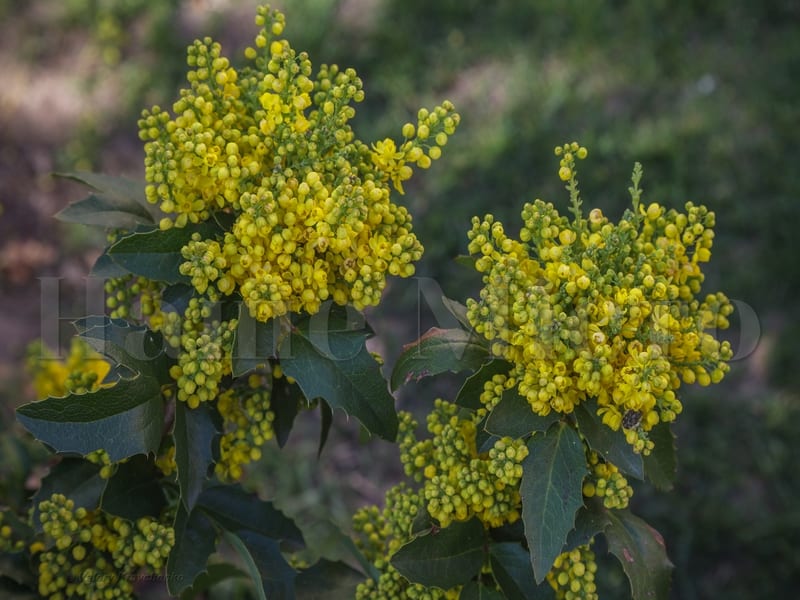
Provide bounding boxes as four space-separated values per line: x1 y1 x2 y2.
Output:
138 5 459 321
352 484 460 600
104 273 163 320
214 371 277 481
466 142 733 452
35 493 174 599
158 298 237 409
400 401 528 529
26 338 111 400
546 543 599 600
581 450 633 510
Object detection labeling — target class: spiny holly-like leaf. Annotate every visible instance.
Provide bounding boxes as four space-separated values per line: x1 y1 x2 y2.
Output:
223 530 297 600
167 503 218 596
231 308 289 376
574 400 644 480
197 484 304 544
294 559 364 600
455 359 512 410
390 327 489 392
604 510 673 600
642 422 677 491
564 501 611 552
485 389 560 439
278 309 397 441
73 316 171 384
100 455 166 520
521 422 588 583
391 517 486 589
31 459 106 530
90 250 130 278
178 563 248 600
459 581 507 600
270 375 302 448
16 376 164 462
489 542 551 600
107 220 221 284
174 401 217 512
55 172 153 230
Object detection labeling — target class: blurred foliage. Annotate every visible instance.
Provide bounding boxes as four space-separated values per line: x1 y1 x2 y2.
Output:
3 0 799 598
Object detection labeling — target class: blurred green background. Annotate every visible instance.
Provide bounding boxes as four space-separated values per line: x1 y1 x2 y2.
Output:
0 0 798 598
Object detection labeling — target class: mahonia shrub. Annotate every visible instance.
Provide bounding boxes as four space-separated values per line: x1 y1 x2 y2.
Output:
2 4 732 598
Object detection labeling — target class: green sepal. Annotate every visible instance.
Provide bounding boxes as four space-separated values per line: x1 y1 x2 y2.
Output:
16 375 164 462
391 517 486 589
520 422 588 583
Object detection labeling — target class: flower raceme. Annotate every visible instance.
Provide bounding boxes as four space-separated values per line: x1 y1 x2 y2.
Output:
466 142 733 453
138 4 459 323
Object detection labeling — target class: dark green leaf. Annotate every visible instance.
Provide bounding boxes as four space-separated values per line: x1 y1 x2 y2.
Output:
318 401 333 458
574 400 644 480
232 308 289 376
178 563 248 600
521 422 588 583
107 220 221 284
455 359 512 410
90 251 130 278
0 550 37 589
488 518 525 544
167 503 218 596
564 501 610 552
295 559 364 600
459 581 507 600
174 401 216 512
390 328 489 391
224 530 297 600
489 542 551 600
73 316 170 383
604 510 673 600
440 296 473 331
31 459 106 530
642 422 677 491
279 313 397 441
16 376 164 462
271 376 302 448
485 390 560 439
197 484 304 544
391 517 485 589
101 455 166 520
160 283 196 315
55 171 152 229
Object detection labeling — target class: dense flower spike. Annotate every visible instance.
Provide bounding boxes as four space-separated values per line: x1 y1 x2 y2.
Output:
26 338 111 400
466 142 733 452
35 493 174 600
138 5 459 322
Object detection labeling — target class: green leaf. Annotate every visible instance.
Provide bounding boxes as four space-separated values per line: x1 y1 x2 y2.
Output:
485 390 560 439
574 400 644 480
489 542 551 600
271 376 302 448
455 359 512 410
278 311 397 441
73 316 171 384
231 308 289 376
16 376 164 462
520 422 588 583
30 458 106 531
564 501 610 552
294 559 364 600
107 220 221 284
178 563 248 600
459 581 507 600
440 296 473 331
223 530 297 600
101 455 166 520
642 422 677 491
391 517 486 589
167 503 218 596
174 401 217 512
390 327 489 391
55 172 152 229
90 250 130 278
197 484 304 544
604 510 673 600
318 400 333 457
